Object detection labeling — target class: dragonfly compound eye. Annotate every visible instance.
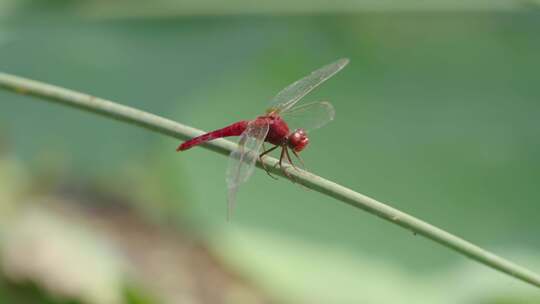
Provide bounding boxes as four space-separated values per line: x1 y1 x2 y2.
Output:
289 129 309 152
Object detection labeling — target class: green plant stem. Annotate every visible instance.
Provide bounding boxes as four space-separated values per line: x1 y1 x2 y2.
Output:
1 72 539 288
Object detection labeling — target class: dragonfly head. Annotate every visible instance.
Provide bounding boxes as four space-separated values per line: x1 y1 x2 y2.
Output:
288 128 309 152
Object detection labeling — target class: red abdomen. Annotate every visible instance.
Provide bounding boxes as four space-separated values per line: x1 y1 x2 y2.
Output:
177 121 248 151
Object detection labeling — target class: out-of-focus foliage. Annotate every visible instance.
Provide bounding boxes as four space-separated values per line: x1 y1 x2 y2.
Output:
0 0 538 19
0 152 270 304
0 1 539 303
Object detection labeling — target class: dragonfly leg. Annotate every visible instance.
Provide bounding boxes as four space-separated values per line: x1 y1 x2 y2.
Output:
284 146 300 172
279 146 297 183
278 146 285 168
259 145 279 179
292 150 306 170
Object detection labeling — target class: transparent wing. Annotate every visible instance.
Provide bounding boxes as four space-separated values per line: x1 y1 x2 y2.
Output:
225 119 270 219
267 58 349 114
280 101 335 133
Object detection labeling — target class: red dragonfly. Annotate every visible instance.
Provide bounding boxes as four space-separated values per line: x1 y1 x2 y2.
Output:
177 58 349 217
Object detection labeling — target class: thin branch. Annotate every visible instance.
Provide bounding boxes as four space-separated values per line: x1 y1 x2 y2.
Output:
1 72 539 288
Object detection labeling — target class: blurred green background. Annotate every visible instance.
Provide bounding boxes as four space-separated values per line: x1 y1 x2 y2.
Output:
1 1 540 303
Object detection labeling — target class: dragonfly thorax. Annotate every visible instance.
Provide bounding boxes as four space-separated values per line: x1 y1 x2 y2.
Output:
287 128 309 152
262 114 289 146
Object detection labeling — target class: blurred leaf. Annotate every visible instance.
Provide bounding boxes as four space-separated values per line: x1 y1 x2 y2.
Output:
123 285 160 304
0 279 82 304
